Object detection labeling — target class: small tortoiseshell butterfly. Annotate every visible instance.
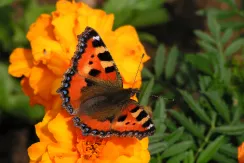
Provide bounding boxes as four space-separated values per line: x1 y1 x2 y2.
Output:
57 27 155 140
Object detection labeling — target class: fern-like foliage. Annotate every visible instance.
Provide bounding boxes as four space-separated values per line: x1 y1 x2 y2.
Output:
140 0 244 162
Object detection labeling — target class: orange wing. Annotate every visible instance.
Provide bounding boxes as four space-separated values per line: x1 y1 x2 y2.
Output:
72 100 155 140
58 27 122 114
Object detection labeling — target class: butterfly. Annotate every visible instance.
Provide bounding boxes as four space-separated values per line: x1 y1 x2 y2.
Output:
57 26 155 140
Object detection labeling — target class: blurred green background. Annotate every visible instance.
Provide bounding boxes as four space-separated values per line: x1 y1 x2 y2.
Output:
0 0 244 163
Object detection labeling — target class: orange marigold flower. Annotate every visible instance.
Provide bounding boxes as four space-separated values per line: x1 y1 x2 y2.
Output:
8 0 150 163
239 143 244 163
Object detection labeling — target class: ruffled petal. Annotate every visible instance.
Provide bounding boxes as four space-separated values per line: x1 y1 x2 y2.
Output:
47 143 78 162
112 26 150 87
46 52 70 76
29 66 57 101
8 48 33 77
48 110 75 146
28 142 48 162
21 78 48 106
30 37 63 63
52 13 77 58
35 110 57 142
27 14 55 41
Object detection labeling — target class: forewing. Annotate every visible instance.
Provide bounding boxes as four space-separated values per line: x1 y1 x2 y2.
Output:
57 27 123 114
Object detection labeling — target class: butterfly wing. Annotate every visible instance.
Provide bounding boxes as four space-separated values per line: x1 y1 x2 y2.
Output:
73 99 155 139
111 100 155 139
58 27 155 139
58 26 123 115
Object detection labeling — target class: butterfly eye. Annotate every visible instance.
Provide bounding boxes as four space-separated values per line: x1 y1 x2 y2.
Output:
130 89 140 97
130 92 135 97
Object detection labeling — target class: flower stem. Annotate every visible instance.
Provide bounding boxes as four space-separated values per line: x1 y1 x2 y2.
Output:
194 112 217 160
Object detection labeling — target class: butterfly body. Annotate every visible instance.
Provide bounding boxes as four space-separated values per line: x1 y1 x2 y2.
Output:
58 27 155 139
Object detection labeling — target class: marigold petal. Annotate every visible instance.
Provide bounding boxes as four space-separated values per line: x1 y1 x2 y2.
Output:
46 52 70 76
48 110 75 146
47 143 78 163
75 10 114 37
101 141 122 160
28 142 48 162
115 155 141 163
111 25 149 86
52 13 76 58
139 137 149 149
51 78 63 95
8 48 33 77
29 66 57 101
39 152 52 163
21 78 48 107
239 142 244 163
35 110 57 142
27 14 55 41
30 37 63 63
54 0 78 16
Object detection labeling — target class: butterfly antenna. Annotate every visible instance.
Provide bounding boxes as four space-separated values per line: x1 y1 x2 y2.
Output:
135 91 175 102
131 53 145 89
150 94 175 102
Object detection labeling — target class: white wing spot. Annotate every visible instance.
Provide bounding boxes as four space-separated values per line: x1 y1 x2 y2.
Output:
93 36 100 41
147 124 154 129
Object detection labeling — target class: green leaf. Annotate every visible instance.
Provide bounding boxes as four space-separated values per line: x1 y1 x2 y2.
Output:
152 83 164 94
149 133 165 143
197 136 225 163
0 63 44 122
198 75 212 91
198 40 218 53
12 25 27 46
153 119 166 134
139 32 158 45
24 0 55 29
224 38 244 56
139 78 154 105
220 21 244 30
214 124 244 135
185 54 213 75
130 8 168 27
183 150 194 163
221 28 233 44
215 9 236 19
164 127 184 145
103 0 168 28
165 46 179 79
142 68 154 78
0 63 15 107
153 97 166 120
194 30 215 44
167 152 189 163
0 0 14 7
149 142 168 155
179 90 211 125
154 44 165 78
169 110 204 139
219 144 238 159
205 91 230 122
165 119 177 131
231 106 242 125
212 152 237 163
161 141 193 158
207 14 221 40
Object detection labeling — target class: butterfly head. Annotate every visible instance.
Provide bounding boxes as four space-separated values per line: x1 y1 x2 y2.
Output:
129 88 140 97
